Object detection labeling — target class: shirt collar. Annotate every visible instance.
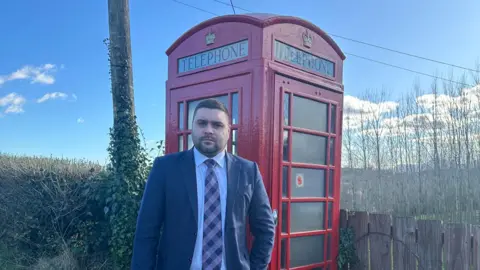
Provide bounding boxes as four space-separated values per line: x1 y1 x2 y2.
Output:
193 146 226 168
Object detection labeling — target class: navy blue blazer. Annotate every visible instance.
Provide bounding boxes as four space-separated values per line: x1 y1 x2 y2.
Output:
131 149 275 270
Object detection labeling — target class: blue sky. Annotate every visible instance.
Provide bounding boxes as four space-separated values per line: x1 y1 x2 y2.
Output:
0 0 479 163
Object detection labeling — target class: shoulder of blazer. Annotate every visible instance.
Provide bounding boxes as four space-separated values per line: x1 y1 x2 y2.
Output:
226 153 257 171
153 149 192 168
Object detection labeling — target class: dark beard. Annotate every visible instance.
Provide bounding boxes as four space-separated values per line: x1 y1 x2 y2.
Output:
197 145 219 157
194 139 226 157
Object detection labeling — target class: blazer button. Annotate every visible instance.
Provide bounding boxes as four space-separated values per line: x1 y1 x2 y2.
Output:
194 232 197 236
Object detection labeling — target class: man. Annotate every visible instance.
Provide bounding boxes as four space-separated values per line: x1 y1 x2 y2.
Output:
131 98 275 270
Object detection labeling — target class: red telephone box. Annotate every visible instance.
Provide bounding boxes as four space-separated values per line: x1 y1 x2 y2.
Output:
165 13 345 270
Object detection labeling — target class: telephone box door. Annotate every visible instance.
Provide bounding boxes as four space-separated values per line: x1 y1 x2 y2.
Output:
272 74 342 270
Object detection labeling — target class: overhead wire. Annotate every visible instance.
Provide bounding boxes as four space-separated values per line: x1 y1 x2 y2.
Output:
327 34 479 73
229 0 236 14
346 53 473 87
212 0 479 74
172 0 218 16
171 0 477 88
213 0 249 12
213 0 243 13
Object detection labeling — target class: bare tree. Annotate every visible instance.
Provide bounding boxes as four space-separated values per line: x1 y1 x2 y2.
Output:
412 81 425 173
404 91 416 174
457 74 473 170
429 77 441 174
358 108 369 170
444 72 462 169
385 109 398 171
364 88 390 171
395 98 407 173
342 113 355 168
471 61 480 166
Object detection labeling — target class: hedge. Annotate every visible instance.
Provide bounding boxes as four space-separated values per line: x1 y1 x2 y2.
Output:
0 153 116 269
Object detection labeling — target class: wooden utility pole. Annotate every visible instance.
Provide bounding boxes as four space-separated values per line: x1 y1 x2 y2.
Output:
108 0 135 120
107 0 145 268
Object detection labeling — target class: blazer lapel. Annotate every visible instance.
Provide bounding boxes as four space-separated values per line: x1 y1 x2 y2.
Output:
225 153 240 228
180 149 198 223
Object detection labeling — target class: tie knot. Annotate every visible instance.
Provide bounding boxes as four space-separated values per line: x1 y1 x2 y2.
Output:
204 159 216 168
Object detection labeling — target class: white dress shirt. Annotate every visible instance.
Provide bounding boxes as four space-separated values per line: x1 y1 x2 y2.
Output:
190 147 228 270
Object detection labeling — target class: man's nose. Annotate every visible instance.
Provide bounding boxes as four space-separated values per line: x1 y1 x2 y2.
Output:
204 123 214 133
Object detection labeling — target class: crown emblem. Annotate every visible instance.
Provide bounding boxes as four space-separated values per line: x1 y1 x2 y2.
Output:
205 30 215 45
302 30 312 48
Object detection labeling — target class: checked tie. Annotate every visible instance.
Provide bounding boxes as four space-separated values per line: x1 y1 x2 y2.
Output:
202 159 223 270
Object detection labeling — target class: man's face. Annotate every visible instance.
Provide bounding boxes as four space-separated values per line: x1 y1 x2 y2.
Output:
191 108 230 157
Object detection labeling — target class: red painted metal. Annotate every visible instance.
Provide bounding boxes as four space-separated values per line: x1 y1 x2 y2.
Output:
165 13 345 270
165 13 346 60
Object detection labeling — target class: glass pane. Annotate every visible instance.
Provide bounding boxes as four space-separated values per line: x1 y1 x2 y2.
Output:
330 104 336 134
282 166 288 198
231 129 237 155
179 102 185 130
290 167 325 198
283 92 290 126
281 202 288 233
290 234 325 267
328 170 334 198
329 138 335 165
187 134 193 149
292 132 327 164
232 93 239 124
328 202 333 229
178 135 184 151
327 233 331 259
280 239 287 269
291 202 325 232
283 130 290 161
292 95 328 132
188 95 228 129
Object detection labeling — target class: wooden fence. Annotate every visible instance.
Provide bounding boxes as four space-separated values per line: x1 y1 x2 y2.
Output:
340 210 480 270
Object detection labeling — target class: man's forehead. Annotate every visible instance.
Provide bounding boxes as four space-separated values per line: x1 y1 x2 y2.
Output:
195 108 228 119
196 118 225 125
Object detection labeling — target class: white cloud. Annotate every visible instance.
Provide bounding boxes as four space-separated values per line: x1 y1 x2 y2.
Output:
343 84 480 138
416 93 452 110
416 84 480 113
344 95 399 120
36 92 68 103
343 95 399 130
0 93 26 114
381 117 402 129
0 64 58 86
77 117 85 124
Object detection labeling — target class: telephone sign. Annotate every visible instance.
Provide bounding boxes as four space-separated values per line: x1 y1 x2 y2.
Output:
178 39 249 73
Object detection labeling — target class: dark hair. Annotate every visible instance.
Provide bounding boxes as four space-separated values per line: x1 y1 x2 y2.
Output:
193 98 230 120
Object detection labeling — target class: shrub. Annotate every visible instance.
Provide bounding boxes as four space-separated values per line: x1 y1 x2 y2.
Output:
0 138 164 269
0 154 112 269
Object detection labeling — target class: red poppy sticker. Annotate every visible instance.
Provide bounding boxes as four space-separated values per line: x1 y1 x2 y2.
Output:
296 174 304 188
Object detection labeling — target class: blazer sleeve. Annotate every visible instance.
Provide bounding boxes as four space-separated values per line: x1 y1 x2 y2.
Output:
248 162 275 270
131 156 166 270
